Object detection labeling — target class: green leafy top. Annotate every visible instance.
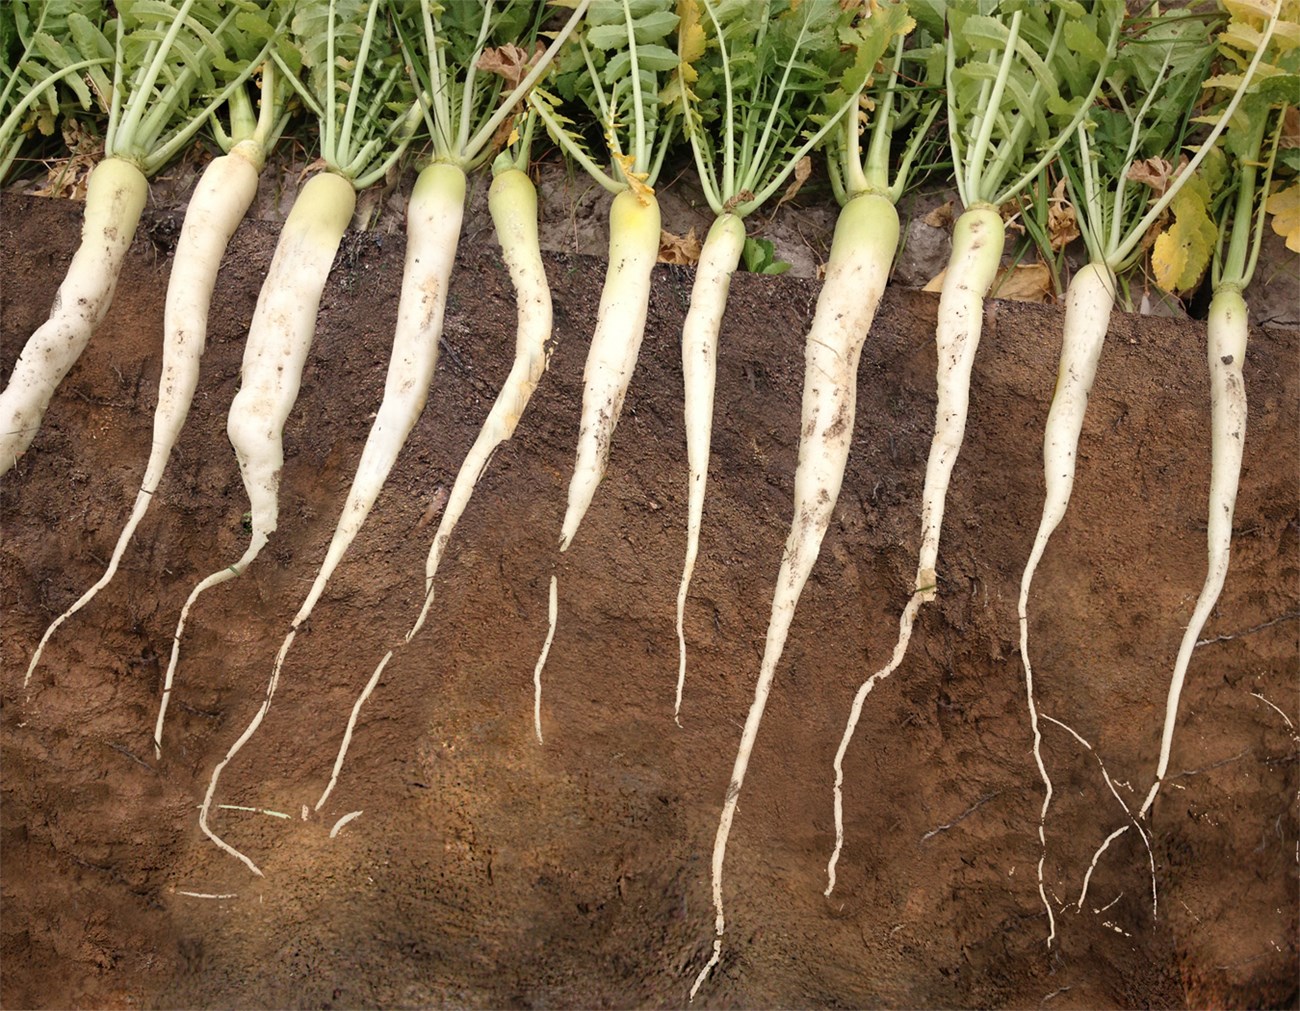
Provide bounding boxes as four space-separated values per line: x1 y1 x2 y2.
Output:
0 2 114 182
1198 0 1298 290
831 3 943 206
931 0 1123 209
530 0 683 199
395 0 590 173
48 0 287 176
675 0 911 218
1060 6 1217 275
273 0 420 188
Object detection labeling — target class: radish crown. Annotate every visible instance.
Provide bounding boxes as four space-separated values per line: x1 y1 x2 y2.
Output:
530 0 682 198
396 0 589 173
675 0 911 219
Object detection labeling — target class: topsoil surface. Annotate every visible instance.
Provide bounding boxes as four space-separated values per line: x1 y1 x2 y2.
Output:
1 187 1297 1010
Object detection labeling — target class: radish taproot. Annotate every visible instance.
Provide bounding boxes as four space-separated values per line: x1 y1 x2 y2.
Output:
689 4 924 996
1015 6 1264 939
162 0 422 875
304 1 590 813
521 0 681 733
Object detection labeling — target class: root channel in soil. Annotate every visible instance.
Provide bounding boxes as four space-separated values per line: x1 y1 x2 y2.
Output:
2 191 1298 1009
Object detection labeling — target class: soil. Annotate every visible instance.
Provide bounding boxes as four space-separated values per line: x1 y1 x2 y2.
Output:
1 187 1297 1011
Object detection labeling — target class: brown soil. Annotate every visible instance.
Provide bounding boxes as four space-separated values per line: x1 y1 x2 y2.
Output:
1 190 1297 1010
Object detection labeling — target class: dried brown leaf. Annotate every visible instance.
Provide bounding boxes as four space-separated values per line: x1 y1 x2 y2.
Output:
477 43 543 88
923 200 954 228
1127 156 1179 195
658 227 702 265
1047 177 1080 251
774 156 812 212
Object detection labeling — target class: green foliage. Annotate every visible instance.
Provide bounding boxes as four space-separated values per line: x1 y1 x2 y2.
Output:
946 0 1122 207
285 0 415 184
531 0 681 194
677 0 911 216
391 0 555 170
740 235 789 275
1058 4 1215 272
0 1 111 182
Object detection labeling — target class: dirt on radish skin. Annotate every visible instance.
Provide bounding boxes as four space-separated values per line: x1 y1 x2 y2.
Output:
2 193 1297 1009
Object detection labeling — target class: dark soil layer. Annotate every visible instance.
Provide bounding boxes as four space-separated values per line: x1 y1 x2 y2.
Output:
2 192 1297 1010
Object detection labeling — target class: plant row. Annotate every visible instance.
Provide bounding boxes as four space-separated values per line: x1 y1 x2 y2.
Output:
2 0 1297 994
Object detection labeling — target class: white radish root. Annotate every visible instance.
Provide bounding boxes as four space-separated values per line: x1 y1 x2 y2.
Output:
193 169 357 874
1138 286 1249 819
1017 260 1116 944
23 142 265 688
691 192 899 999
558 188 662 553
1 157 148 478
674 211 747 725
827 204 1004 895
242 162 465 812
406 166 551 641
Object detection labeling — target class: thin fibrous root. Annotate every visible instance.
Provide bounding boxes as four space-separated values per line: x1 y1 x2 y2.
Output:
532 575 558 745
1040 714 1156 919
827 591 923 896
316 649 394 813
329 811 363 838
197 628 299 877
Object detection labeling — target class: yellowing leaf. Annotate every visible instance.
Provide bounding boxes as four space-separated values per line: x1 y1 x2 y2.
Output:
1222 0 1277 18
676 0 705 80
612 150 655 204
1152 187 1217 295
1266 182 1300 253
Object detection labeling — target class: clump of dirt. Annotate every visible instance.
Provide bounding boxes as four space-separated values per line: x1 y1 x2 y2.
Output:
1 190 1297 1009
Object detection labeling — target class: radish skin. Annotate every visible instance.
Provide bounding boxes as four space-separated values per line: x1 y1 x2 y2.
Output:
826 203 1004 895
1017 260 1116 944
916 205 1005 595
674 211 746 724
558 188 663 552
691 192 899 999
1138 286 1248 819
193 169 357 875
23 142 265 688
316 166 554 811
0 157 148 476
155 171 356 764
231 162 464 818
